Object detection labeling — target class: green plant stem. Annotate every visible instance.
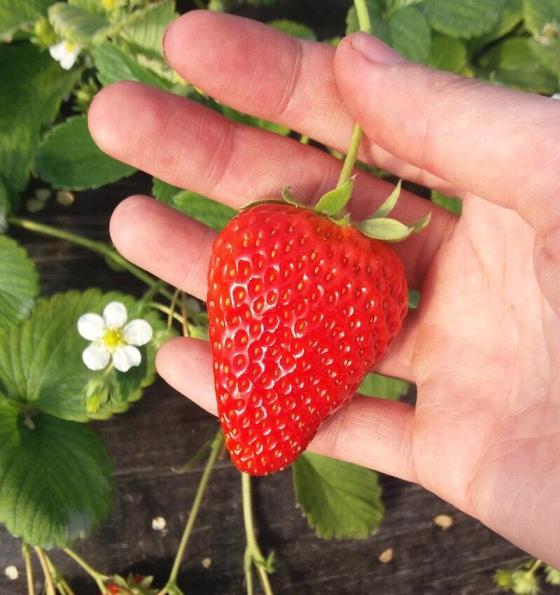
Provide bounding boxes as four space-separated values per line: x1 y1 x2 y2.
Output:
8 216 173 301
161 430 224 594
34 547 55 595
44 552 75 595
180 293 190 336
22 544 35 595
336 123 363 187
151 301 186 327
528 559 543 576
241 473 274 595
62 548 109 593
336 0 372 189
167 288 182 329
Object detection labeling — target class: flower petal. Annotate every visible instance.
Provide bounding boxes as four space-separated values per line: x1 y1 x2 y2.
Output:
123 319 153 346
103 301 127 329
77 313 105 341
82 343 111 371
48 41 65 61
112 345 141 372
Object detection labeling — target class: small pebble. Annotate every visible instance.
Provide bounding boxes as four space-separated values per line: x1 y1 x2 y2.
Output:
201 558 212 569
378 548 393 564
56 190 75 206
151 516 166 531
433 514 453 530
25 198 44 213
4 566 18 580
35 188 51 201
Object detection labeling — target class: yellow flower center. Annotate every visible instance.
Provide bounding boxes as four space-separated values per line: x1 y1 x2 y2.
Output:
63 41 77 53
102 328 124 351
101 0 117 11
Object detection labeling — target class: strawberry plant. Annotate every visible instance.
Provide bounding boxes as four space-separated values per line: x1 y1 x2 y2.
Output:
0 0 559 593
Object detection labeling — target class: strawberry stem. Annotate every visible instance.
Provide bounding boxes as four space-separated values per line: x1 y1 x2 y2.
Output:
161 430 224 594
7 216 173 301
34 547 56 595
22 544 35 595
62 547 109 593
335 0 372 192
241 473 274 595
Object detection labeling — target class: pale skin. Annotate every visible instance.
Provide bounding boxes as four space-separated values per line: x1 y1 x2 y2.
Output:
88 11 560 566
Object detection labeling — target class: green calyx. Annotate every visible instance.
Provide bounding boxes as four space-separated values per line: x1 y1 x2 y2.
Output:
243 178 430 243
312 178 430 242
356 180 431 242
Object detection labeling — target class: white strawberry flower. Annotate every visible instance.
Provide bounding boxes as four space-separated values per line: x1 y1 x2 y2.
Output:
78 302 153 373
48 40 82 70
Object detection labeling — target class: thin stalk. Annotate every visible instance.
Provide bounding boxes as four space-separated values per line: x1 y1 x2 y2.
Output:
528 559 543 576
34 547 56 595
8 217 173 301
161 430 224 593
62 548 109 593
336 123 363 187
22 544 35 595
241 473 274 595
336 0 372 189
150 301 186 327
180 293 190 337
45 552 75 595
167 288 182 329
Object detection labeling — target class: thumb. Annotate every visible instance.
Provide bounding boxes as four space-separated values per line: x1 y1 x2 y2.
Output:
334 33 560 233
535 229 560 315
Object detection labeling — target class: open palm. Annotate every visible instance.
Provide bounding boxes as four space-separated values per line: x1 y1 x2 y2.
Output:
89 12 560 565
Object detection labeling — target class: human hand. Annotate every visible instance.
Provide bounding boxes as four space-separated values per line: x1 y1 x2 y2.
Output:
88 11 560 566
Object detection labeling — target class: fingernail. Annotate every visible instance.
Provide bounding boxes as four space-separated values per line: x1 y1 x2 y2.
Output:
350 32 404 64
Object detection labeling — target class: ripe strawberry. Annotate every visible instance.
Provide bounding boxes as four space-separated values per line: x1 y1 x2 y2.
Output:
207 182 428 475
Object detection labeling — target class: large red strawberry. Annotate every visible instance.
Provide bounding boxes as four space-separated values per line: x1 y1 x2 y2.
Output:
207 181 428 475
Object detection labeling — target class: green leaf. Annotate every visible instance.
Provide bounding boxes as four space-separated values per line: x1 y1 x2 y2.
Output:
152 179 237 232
0 402 111 548
48 1 108 45
36 115 136 190
346 0 390 43
0 43 79 199
292 452 384 539
359 373 409 400
523 0 560 39
469 0 523 49
68 0 105 14
0 0 52 38
431 190 462 215
478 36 558 93
314 179 354 217
529 37 560 76
387 0 423 11
92 42 171 88
0 237 39 331
388 6 431 63
422 0 505 39
428 34 468 72
268 19 316 40
119 0 176 60
0 289 171 422
0 174 10 231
